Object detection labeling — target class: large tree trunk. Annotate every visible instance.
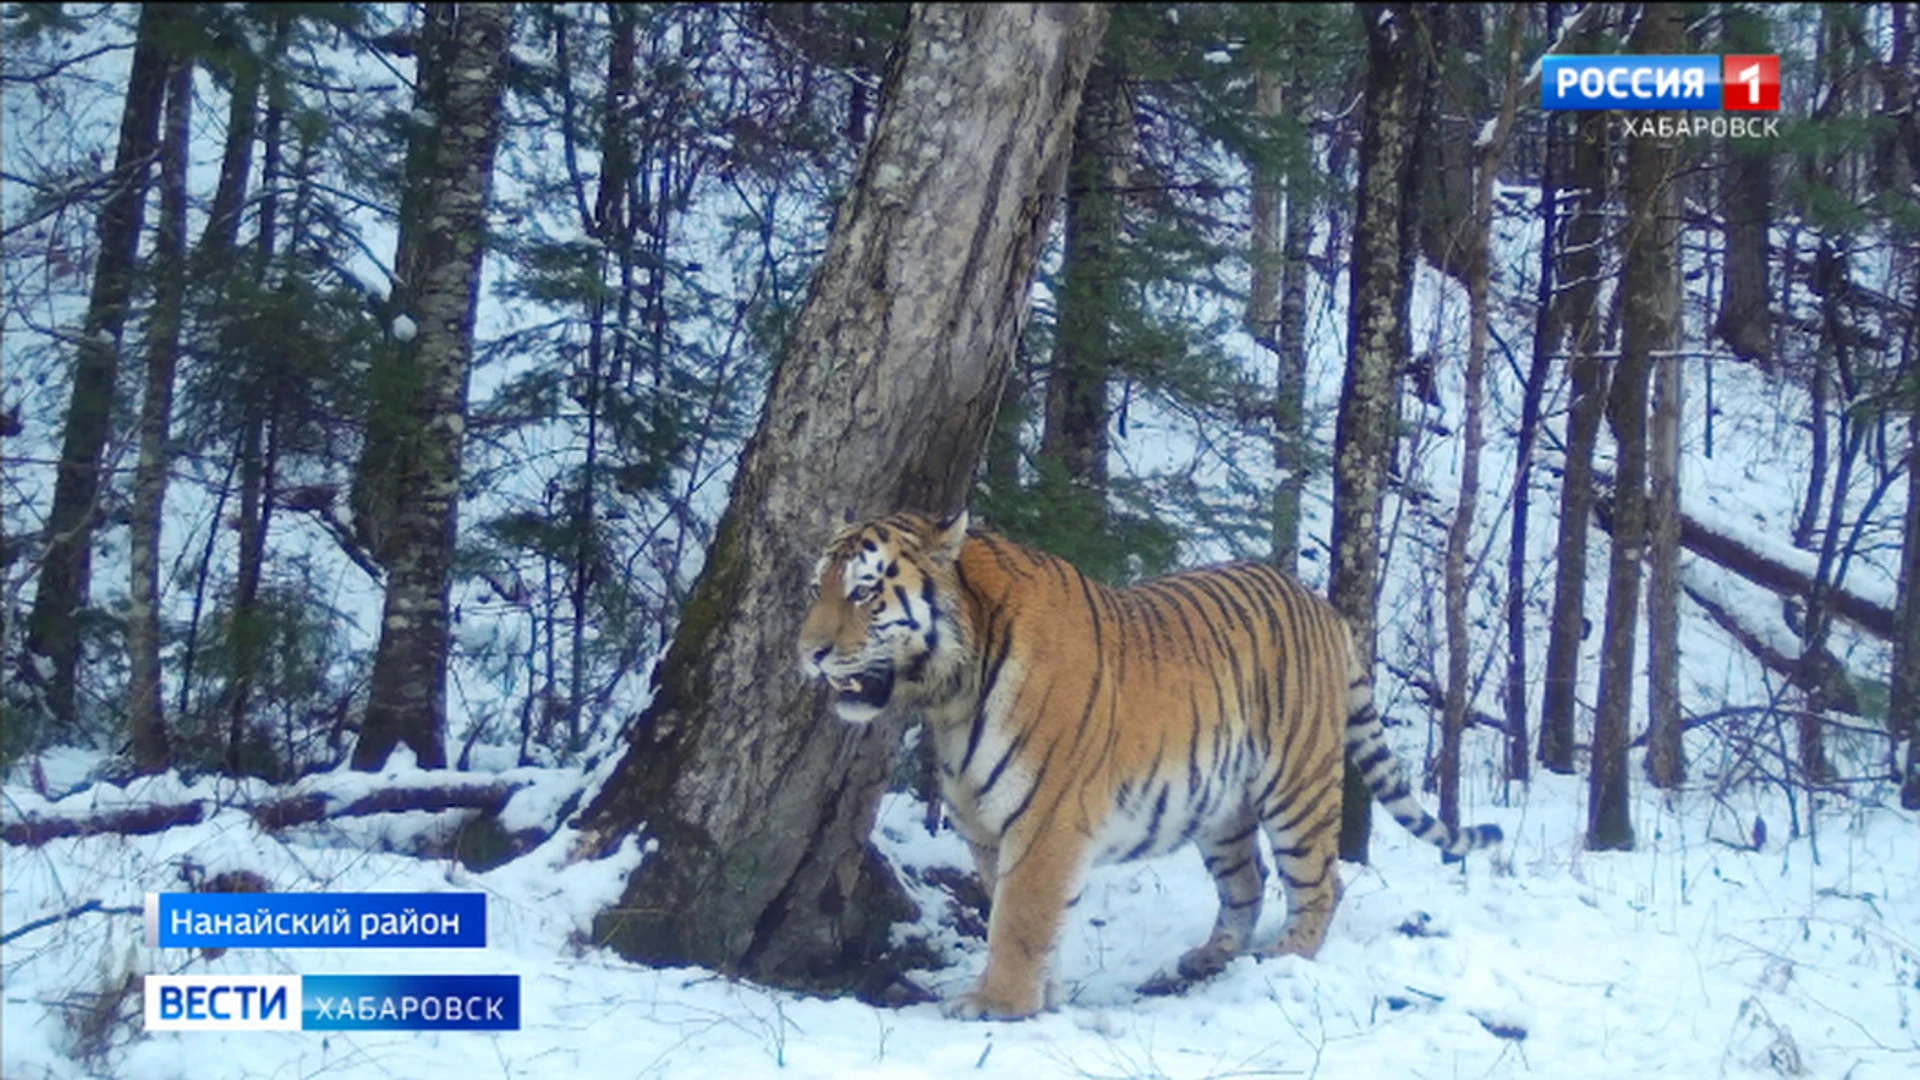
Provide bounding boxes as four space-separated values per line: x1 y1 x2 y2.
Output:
352 3 514 771
1040 47 1130 510
125 50 194 774
23 5 177 730
1329 2 1425 862
1589 2 1684 852
1539 79 1612 774
573 3 1108 997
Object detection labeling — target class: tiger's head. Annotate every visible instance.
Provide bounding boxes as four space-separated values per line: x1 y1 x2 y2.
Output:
797 511 972 724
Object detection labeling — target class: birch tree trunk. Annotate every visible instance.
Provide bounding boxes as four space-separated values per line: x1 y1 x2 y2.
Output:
1329 1 1424 862
1589 2 1684 851
22 5 176 730
573 2 1107 997
352 3 514 771
125 50 193 774
1247 63 1313 576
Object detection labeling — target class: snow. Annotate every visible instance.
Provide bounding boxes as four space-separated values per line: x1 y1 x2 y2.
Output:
1474 113 1502 150
391 313 419 342
5 737 1916 1079
1681 558 1804 660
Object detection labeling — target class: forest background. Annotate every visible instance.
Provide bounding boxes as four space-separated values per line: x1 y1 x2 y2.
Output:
2 3 1918 1077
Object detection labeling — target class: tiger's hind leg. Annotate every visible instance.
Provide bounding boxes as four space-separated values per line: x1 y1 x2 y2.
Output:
1257 786 1343 960
1176 804 1268 980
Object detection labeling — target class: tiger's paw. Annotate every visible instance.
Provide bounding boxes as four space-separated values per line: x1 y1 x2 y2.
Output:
943 990 1038 1021
1175 940 1238 981
1138 969 1196 997
1141 943 1237 997
942 977 1054 1021
1256 936 1319 962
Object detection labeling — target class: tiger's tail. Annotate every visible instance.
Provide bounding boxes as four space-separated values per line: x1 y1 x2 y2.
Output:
1342 632 1503 859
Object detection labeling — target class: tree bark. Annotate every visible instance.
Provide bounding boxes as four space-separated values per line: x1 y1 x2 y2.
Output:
573 3 1108 997
1897 415 1920 809
1643 348 1685 789
1539 93 1612 774
23 5 177 730
1247 63 1287 562
1714 3 1772 364
126 49 194 774
353 3 514 771
1443 7 1524 828
1643 70 1688 792
1505 3 1560 790
1715 146 1772 364
1329 2 1425 862
1040 47 1130 509
1248 61 1313 577
1884 1 1920 814
1589 2 1684 851
216 17 283 772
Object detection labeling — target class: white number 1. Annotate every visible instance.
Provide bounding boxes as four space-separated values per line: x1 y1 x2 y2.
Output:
1737 63 1761 104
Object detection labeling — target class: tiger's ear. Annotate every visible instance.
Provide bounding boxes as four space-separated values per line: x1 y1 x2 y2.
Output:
931 510 969 564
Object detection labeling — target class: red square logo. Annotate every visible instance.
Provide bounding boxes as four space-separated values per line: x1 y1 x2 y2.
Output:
1722 55 1779 112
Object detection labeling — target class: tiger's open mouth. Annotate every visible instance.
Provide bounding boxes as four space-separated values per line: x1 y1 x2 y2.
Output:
827 665 895 711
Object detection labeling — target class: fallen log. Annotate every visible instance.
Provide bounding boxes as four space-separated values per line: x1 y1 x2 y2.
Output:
1678 565 1860 714
1593 497 1895 640
3 777 538 851
1674 515 1894 639
2 801 205 847
250 780 525 829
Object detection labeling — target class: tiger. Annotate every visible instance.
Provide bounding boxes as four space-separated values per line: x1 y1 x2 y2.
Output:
796 510 1502 1020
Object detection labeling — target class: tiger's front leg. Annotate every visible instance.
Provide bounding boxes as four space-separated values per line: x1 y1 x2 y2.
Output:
944 834 1083 1021
965 836 998 903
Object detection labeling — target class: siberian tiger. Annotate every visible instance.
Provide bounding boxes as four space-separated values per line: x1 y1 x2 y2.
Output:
797 511 1502 1020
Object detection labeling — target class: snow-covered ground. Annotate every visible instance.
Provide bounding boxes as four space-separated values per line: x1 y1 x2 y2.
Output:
5 725 1916 1080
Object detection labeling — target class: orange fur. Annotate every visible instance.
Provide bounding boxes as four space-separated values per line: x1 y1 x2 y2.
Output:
798 512 1500 1020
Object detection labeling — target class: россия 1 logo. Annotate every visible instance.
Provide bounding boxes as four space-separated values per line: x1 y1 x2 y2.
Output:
1542 54 1779 111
